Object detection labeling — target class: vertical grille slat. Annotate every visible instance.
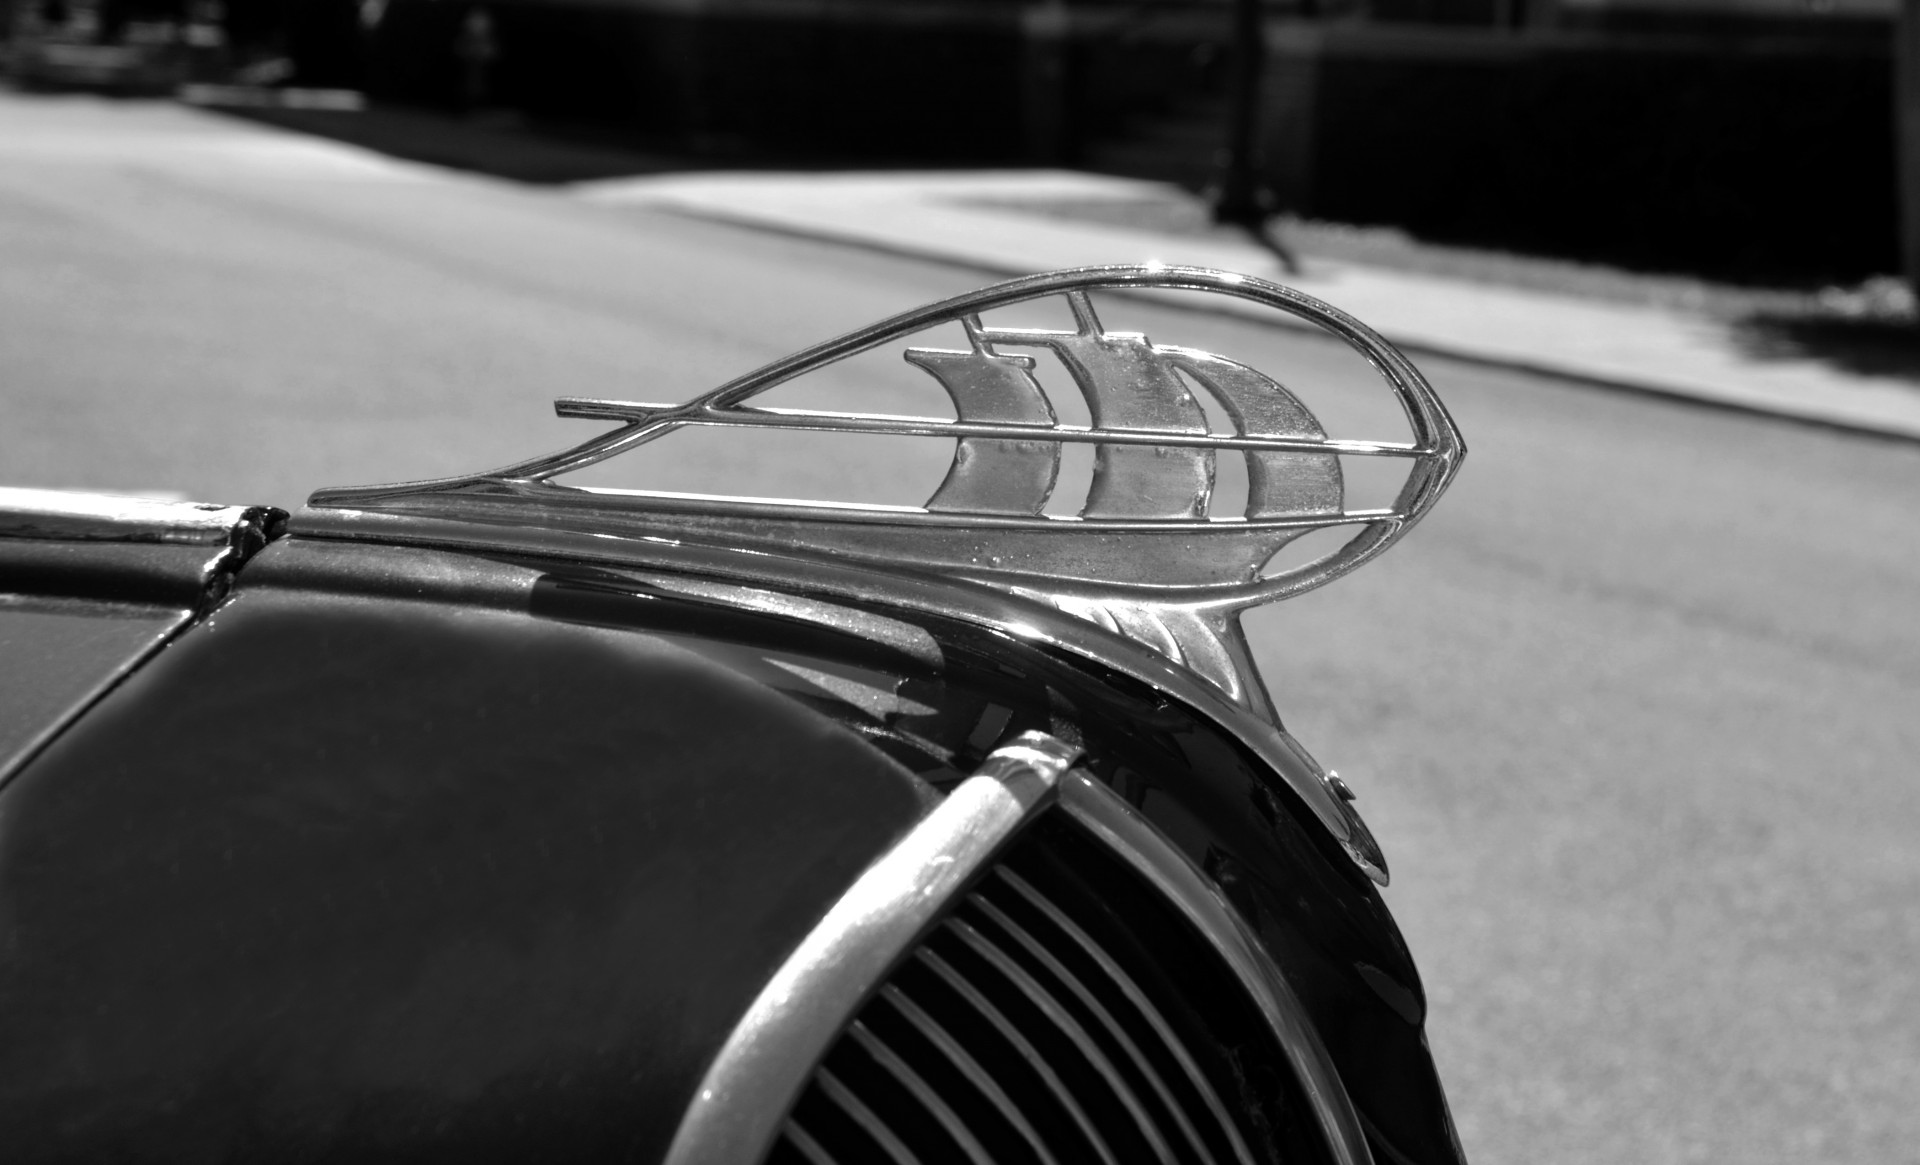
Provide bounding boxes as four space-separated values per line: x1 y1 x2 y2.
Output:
844 1021 998 1165
915 945 1122 1165
965 887 1231 1165
784 1119 838 1165
941 915 1181 1165
815 1067 924 1165
877 984 1064 1165
769 807 1329 1165
992 866 1262 1165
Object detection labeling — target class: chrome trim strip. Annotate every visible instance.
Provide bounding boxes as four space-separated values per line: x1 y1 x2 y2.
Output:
1058 770 1377 1165
0 487 263 545
0 487 284 607
661 732 1083 1165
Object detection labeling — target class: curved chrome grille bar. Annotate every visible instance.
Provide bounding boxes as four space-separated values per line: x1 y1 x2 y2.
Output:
1058 769 1375 1165
661 731 1083 1165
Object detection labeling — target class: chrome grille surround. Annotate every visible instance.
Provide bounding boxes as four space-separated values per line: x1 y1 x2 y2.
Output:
669 732 1371 1165
1054 770 1371 1164
765 771 1368 1165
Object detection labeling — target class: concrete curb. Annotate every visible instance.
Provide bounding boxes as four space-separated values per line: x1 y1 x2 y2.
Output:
577 170 1920 443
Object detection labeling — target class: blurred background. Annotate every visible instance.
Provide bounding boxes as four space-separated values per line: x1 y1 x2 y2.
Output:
3 0 1914 288
2 0 1917 1163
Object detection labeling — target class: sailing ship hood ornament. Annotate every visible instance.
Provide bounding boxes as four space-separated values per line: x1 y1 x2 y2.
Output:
311 265 1465 721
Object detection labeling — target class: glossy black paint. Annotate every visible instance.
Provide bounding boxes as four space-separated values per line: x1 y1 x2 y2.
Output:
1 497 284 787
0 595 188 782
0 548 935 1162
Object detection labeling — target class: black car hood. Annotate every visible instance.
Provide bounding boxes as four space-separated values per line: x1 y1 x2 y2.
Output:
0 577 934 1163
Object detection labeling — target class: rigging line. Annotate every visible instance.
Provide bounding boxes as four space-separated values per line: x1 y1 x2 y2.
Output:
554 401 1430 458
960 312 992 353
1066 288 1104 335
542 488 1399 532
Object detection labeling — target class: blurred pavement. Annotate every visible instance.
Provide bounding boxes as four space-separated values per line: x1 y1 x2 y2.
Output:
585 170 1920 442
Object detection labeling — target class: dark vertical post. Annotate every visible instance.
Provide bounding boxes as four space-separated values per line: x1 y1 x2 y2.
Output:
1022 0 1071 164
1212 0 1300 272
1213 0 1266 225
1900 0 1920 293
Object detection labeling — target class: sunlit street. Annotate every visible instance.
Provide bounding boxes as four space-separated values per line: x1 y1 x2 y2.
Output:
3 89 1918 1164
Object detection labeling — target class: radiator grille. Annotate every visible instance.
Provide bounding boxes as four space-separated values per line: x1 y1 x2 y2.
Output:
766 813 1316 1165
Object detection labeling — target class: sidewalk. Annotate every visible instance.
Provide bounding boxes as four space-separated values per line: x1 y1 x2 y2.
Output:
578 170 1920 442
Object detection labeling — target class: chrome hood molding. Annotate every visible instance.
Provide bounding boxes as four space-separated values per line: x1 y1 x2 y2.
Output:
0 487 283 608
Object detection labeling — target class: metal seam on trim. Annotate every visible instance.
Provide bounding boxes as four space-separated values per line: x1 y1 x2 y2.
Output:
879 984 1063 1165
915 945 1122 1165
942 916 1180 1165
785 1118 838 1165
846 1021 997 1165
993 867 1260 1165
966 888 1229 1165
816 1066 924 1165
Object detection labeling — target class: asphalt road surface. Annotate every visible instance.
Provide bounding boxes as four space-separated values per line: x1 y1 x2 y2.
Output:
5 91 1918 1165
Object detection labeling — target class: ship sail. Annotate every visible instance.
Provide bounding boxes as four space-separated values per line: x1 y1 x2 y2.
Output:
906 327 1060 517
973 291 1215 519
1160 347 1344 518
913 292 1339 523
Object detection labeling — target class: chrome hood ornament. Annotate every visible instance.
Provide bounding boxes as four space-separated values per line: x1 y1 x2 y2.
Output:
312 266 1464 721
